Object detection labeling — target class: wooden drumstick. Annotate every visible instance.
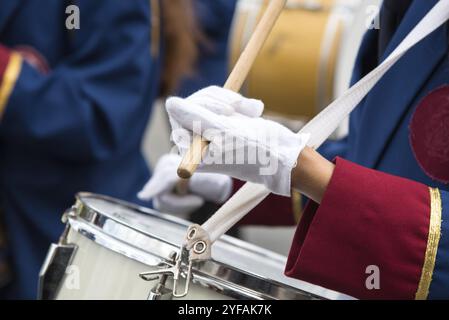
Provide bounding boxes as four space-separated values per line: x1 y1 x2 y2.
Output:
175 177 190 195
177 0 287 180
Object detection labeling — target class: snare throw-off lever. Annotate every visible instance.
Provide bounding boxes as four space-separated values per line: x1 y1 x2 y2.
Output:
139 224 214 299
139 250 193 298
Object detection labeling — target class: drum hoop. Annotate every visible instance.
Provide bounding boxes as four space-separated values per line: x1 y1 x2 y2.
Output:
65 193 346 300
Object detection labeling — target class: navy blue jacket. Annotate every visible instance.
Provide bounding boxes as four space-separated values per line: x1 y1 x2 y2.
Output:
177 0 237 95
320 0 449 192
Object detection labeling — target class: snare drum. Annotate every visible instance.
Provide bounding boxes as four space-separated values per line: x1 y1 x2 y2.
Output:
230 0 357 120
39 193 348 300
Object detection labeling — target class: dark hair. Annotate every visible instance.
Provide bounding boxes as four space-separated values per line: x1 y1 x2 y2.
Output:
159 0 207 96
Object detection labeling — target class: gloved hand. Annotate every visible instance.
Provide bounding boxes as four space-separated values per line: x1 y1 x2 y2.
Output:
166 86 310 196
138 153 232 216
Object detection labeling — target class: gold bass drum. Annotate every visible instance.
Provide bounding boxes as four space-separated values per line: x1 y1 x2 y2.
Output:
230 0 357 121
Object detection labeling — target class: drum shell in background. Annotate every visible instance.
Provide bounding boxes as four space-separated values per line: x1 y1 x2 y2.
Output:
39 193 350 300
230 0 356 121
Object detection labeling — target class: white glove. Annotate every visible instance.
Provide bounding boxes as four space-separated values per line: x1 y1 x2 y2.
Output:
166 86 309 196
138 153 232 216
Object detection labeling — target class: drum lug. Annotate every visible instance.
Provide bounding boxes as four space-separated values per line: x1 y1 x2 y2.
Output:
38 243 77 300
61 205 78 224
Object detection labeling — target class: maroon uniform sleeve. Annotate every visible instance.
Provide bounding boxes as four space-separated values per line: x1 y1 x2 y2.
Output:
233 179 297 226
285 157 439 299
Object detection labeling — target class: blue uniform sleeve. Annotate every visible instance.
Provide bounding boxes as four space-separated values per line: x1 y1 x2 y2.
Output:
0 0 156 162
195 0 237 37
317 137 349 161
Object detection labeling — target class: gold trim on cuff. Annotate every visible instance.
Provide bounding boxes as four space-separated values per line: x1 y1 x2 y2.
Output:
415 188 442 300
0 52 22 119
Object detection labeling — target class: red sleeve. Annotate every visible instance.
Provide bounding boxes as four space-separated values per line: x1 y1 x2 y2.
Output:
233 179 296 226
285 157 431 299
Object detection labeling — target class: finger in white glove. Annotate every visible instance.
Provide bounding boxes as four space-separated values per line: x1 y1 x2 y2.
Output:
188 86 264 117
166 86 310 196
138 154 233 215
153 193 204 217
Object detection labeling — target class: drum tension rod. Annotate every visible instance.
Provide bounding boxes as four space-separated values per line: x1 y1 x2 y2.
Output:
139 249 193 298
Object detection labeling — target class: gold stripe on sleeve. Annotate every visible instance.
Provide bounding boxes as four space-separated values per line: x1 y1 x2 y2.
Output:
415 187 442 300
0 52 22 119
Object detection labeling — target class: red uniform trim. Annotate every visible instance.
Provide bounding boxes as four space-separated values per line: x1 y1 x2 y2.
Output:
14 46 50 74
285 157 430 299
0 45 11 79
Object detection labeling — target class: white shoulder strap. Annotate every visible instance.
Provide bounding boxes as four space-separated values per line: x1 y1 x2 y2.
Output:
201 0 449 243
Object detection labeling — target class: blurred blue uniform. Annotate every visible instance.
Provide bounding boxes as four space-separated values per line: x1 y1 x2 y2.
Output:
0 0 162 299
319 0 449 191
177 0 237 95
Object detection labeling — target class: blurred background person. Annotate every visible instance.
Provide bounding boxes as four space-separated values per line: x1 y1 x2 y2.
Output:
0 0 236 299
141 0 239 230
177 0 237 96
